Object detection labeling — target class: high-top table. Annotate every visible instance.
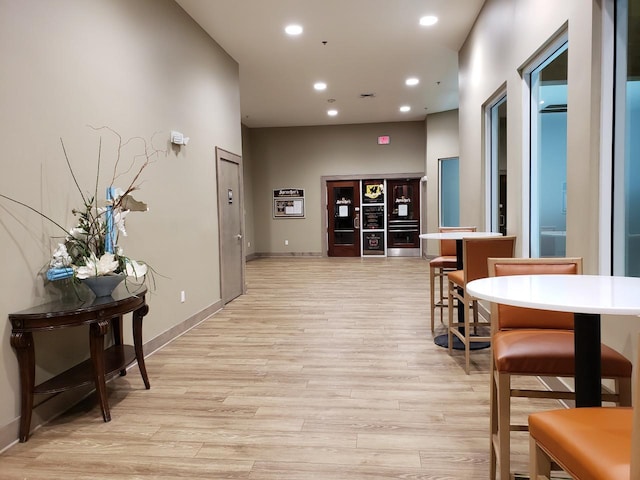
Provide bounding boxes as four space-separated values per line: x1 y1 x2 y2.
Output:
9 285 150 442
420 231 502 349
466 274 640 407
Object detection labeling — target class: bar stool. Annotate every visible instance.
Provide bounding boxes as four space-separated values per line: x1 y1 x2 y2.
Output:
447 235 516 373
528 332 639 480
429 226 476 332
487 257 633 480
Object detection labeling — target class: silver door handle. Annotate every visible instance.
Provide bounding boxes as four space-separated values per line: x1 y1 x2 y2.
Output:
236 234 243 240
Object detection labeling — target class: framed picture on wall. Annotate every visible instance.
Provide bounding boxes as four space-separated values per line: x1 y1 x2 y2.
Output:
273 188 305 218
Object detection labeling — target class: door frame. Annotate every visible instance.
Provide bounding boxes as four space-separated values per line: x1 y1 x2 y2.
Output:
320 172 423 257
483 86 507 234
216 147 246 304
327 179 362 257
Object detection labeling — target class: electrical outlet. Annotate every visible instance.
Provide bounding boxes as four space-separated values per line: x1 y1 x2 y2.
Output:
285 240 289 246
180 291 186 303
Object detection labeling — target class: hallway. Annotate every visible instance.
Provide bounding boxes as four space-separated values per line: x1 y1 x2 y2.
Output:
1 257 547 479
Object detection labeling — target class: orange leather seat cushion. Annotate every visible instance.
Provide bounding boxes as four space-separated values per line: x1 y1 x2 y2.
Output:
430 255 456 269
529 407 632 480
493 330 632 377
448 269 464 285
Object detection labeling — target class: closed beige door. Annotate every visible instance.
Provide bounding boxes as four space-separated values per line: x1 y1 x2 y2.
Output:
216 148 244 304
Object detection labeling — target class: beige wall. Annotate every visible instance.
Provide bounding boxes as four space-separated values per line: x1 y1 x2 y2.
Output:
247 122 425 255
0 0 240 443
459 0 639 359
424 110 460 257
242 124 256 258
458 0 570 256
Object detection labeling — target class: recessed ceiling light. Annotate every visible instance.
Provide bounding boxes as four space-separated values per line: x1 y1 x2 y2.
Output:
400 106 411 113
285 24 303 35
327 109 338 116
419 15 438 26
314 82 327 91
405 77 420 86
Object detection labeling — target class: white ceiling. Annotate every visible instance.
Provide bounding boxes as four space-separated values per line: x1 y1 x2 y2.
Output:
175 0 486 128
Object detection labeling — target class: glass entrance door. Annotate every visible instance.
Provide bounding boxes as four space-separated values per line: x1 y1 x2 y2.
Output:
327 180 361 257
386 178 420 256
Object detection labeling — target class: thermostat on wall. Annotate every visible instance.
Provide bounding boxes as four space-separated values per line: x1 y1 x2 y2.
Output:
377 135 390 145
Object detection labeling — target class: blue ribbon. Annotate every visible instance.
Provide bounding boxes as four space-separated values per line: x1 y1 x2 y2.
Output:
47 267 74 281
105 187 116 254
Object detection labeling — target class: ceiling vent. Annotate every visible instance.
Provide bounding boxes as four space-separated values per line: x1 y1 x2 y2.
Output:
359 93 376 99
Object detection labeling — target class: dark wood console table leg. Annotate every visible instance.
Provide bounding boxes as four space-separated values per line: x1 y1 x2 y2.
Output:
111 314 127 376
90 319 112 422
10 331 35 442
133 304 151 389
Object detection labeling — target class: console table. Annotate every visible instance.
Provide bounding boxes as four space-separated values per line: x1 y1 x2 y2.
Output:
9 285 150 442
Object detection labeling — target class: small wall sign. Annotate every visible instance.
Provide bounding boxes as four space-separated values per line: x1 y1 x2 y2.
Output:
273 188 305 218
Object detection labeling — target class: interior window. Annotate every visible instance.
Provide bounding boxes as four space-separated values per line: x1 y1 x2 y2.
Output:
613 0 640 275
529 44 568 258
439 157 460 227
489 96 507 235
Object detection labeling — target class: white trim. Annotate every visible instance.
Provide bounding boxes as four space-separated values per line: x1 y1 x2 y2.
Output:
612 0 629 275
484 90 507 233
599 0 616 275
522 72 532 257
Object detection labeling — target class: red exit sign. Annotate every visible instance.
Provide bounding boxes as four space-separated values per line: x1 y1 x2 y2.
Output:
377 135 390 145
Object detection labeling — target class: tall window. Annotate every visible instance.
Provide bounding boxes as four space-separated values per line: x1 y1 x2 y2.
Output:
488 95 507 235
439 157 459 227
529 43 568 258
613 0 640 276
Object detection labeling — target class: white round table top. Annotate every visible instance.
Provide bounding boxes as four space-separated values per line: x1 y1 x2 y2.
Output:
419 231 503 240
466 274 640 316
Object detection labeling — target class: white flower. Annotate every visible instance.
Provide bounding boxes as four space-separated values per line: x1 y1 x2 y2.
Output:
124 258 148 279
112 208 130 236
50 243 72 268
75 253 119 279
69 227 87 240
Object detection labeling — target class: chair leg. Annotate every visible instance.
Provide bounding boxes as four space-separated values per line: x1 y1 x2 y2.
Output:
496 371 511 480
438 271 444 326
616 377 633 406
429 266 436 333
529 436 551 480
447 280 454 355
489 359 498 480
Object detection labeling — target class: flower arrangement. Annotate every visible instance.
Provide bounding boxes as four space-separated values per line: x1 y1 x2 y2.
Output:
47 185 149 281
0 126 162 289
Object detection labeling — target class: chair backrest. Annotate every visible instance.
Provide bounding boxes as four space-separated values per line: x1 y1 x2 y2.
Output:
488 257 583 331
438 226 477 256
461 235 516 285
631 333 639 479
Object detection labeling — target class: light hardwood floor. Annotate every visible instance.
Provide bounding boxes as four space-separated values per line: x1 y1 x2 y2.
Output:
1 257 560 479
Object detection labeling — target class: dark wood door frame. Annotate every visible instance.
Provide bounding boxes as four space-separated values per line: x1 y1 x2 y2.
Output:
327 180 361 257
